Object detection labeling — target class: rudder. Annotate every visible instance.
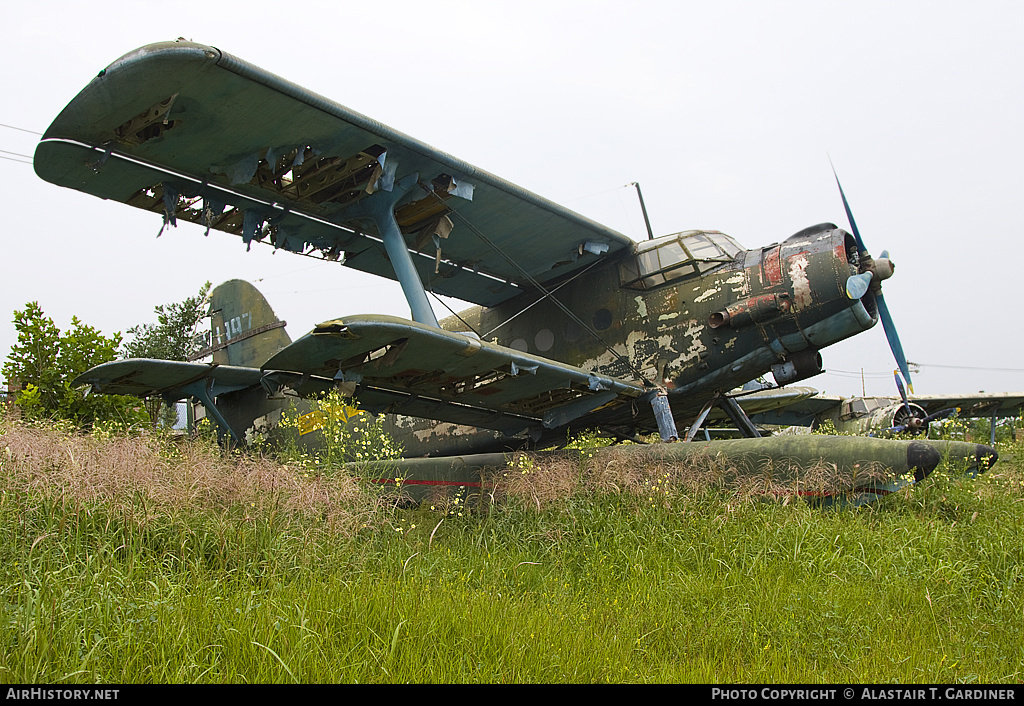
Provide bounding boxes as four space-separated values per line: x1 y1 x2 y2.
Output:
204 279 291 368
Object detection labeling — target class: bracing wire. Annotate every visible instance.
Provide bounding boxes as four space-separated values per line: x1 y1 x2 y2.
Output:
423 188 654 386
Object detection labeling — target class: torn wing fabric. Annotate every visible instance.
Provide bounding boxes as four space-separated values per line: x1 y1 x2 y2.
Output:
34 40 634 308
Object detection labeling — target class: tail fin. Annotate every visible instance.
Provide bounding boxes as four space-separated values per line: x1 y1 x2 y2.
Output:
204 279 291 368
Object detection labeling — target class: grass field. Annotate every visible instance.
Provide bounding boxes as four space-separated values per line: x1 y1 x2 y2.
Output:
1 419 1022 683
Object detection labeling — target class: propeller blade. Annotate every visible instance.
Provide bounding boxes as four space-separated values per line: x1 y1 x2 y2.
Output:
893 369 910 409
846 272 872 300
830 162 867 254
921 408 957 425
877 292 913 394
831 161 914 393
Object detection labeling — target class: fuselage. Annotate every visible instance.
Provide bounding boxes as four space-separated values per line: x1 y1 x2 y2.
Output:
388 221 878 454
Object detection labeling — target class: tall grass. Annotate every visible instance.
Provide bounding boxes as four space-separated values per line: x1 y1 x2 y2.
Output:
1 419 1022 683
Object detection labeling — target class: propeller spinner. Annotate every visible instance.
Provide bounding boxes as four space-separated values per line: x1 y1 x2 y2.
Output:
892 369 922 432
832 166 913 393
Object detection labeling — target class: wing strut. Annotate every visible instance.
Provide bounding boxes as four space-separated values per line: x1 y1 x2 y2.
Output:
685 398 717 442
167 377 248 444
186 382 241 444
332 173 439 328
435 192 655 386
718 394 763 438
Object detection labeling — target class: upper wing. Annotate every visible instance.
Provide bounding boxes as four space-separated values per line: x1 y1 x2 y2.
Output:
34 41 633 308
263 314 647 434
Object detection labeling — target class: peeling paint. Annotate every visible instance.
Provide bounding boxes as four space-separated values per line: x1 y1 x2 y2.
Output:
694 287 720 303
658 312 680 321
763 247 783 287
788 254 812 310
659 319 708 372
634 296 648 318
683 321 708 356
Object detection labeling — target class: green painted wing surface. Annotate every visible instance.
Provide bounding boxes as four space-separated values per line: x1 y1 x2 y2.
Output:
729 385 823 418
71 359 332 400
263 314 647 433
35 41 633 307
72 359 264 398
745 392 845 427
906 392 1024 417
672 387 826 433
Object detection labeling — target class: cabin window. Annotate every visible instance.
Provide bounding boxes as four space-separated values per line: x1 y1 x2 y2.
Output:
619 230 744 290
840 397 887 420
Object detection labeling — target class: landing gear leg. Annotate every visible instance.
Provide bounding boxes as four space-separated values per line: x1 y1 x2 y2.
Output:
651 389 679 442
718 394 762 438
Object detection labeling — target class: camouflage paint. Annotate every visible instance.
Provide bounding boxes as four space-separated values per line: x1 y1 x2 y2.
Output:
350 436 997 506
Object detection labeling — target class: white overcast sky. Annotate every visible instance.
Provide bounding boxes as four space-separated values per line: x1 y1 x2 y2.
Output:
1 0 1021 399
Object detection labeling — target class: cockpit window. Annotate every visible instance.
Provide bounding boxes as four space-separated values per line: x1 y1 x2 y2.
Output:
619 230 744 290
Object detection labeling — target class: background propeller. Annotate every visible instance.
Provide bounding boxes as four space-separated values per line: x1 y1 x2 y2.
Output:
886 369 956 435
831 164 914 393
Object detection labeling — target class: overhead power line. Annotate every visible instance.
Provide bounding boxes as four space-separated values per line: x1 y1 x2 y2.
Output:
0 122 42 135
908 362 1024 373
826 369 897 379
830 363 1024 378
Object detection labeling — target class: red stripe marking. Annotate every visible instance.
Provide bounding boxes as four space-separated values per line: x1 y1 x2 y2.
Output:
366 480 888 495
795 488 891 498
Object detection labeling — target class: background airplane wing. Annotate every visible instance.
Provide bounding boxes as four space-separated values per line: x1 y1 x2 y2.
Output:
728 386 826 418
738 390 1024 430
906 392 1024 417
263 314 647 434
34 41 634 308
742 392 845 427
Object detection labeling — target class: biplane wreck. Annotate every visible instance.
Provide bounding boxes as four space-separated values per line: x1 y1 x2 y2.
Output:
33 40 996 502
